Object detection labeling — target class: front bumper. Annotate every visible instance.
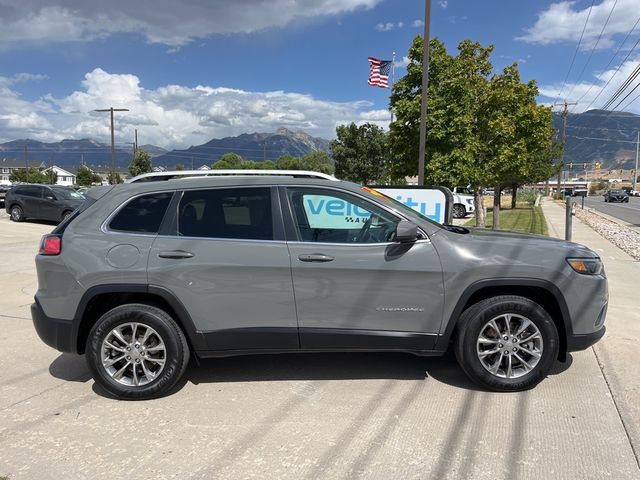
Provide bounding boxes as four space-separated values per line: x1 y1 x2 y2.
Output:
31 299 75 353
566 326 606 351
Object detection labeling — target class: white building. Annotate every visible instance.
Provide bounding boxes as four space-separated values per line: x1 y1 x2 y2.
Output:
41 166 76 186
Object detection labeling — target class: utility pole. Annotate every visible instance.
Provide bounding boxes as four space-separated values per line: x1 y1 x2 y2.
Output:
390 51 396 123
553 100 577 197
417 0 432 186
24 145 28 183
134 128 138 152
634 130 639 193
95 107 129 184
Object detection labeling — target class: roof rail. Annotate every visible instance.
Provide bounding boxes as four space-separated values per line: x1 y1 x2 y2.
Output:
126 169 338 183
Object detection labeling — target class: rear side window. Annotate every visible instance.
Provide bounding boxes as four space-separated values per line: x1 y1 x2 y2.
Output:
109 192 173 234
16 186 43 198
178 187 273 240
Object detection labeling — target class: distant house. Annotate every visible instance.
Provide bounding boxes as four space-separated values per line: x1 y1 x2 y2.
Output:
197 165 211 170
0 158 47 185
41 166 76 186
152 166 166 172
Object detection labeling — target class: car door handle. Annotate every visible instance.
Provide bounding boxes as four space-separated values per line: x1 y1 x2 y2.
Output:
158 250 194 259
298 253 334 262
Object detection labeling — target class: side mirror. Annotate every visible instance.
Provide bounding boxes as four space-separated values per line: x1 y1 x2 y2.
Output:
395 220 418 243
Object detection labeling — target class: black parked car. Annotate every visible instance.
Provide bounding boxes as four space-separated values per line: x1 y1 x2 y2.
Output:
5 184 84 222
603 189 629 203
0 184 10 207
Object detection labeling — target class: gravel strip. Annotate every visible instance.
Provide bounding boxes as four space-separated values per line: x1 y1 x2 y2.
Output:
574 207 640 260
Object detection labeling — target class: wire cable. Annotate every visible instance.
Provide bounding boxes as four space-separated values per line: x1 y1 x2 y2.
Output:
566 0 619 102
554 0 596 103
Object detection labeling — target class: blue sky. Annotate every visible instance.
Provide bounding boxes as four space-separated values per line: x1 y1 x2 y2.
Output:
0 0 639 148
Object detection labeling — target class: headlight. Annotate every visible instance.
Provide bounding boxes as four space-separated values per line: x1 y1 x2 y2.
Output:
566 257 603 275
466 199 474 204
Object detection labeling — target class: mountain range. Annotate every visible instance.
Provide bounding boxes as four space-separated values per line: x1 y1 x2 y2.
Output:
0 112 638 172
0 128 330 171
553 109 640 170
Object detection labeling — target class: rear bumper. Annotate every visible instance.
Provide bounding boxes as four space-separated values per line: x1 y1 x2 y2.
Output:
566 326 606 352
31 299 75 353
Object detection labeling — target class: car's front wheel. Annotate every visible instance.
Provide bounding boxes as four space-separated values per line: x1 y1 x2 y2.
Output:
454 295 559 391
86 304 190 400
452 203 467 218
10 205 24 222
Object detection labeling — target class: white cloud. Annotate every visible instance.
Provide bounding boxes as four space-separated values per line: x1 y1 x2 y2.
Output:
394 56 411 68
518 0 640 48
0 68 389 147
438 0 448 9
538 56 640 112
412 19 424 28
0 0 382 48
375 21 405 32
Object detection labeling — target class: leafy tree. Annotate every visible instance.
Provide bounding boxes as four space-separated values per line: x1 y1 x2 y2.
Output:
260 160 277 170
211 160 236 169
107 172 124 184
44 169 58 184
175 163 185 171
330 122 388 184
301 151 335 174
389 36 557 228
128 149 152 177
10 167 47 184
276 155 303 170
76 165 94 186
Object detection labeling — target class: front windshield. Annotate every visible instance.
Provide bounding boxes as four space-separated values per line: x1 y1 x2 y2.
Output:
53 188 85 200
361 187 443 228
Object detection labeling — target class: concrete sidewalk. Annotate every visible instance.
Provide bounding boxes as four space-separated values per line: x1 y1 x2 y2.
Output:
542 198 640 467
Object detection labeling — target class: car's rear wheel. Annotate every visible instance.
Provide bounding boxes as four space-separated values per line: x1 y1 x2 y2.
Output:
452 203 467 218
61 210 73 222
10 205 24 222
86 304 190 400
454 295 559 391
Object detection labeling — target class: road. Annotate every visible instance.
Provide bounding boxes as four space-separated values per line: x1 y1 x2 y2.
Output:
0 212 639 480
582 195 640 227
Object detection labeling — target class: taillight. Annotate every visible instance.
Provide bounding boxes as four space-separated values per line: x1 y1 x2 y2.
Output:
39 235 61 255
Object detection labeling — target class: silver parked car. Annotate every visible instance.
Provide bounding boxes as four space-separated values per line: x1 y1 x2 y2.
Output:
31 171 607 399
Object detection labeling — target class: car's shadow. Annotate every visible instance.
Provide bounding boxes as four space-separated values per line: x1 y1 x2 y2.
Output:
49 350 573 399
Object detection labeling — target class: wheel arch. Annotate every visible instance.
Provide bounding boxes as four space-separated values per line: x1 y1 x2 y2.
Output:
73 284 206 354
438 278 571 359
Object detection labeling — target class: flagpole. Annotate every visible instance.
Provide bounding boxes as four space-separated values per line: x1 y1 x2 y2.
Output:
390 52 396 123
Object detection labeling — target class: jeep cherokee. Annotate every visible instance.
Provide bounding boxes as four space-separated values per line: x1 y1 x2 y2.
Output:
31 172 607 399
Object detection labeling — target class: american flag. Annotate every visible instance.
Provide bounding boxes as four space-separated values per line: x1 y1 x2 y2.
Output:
368 57 392 88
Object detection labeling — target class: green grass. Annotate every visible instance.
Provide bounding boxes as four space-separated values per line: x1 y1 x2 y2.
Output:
465 206 548 236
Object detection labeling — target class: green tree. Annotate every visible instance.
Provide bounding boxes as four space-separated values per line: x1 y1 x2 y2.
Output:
175 163 185 171
76 165 94 186
389 36 557 228
44 169 58 184
275 155 302 170
300 151 335 174
10 167 47 184
330 123 388 184
128 149 152 177
107 172 123 184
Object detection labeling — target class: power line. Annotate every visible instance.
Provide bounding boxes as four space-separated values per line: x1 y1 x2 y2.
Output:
600 63 640 110
566 0 619 102
611 80 640 110
567 134 638 144
554 0 596 104
619 89 640 112
576 12 640 110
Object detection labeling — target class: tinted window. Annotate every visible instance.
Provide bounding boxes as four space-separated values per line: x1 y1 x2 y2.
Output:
52 188 84 200
17 186 43 198
178 188 273 240
286 188 398 243
109 192 173 234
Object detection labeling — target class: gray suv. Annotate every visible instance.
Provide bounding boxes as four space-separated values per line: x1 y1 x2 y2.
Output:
31 174 607 399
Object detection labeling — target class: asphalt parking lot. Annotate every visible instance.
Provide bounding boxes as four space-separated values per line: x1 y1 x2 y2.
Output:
1 210 639 480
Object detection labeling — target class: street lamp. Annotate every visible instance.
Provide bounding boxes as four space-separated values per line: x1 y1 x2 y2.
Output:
95 107 129 184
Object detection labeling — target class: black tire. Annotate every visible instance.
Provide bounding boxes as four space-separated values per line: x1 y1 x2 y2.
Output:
454 295 559 392
61 210 73 222
10 204 24 222
86 304 190 400
452 203 467 219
